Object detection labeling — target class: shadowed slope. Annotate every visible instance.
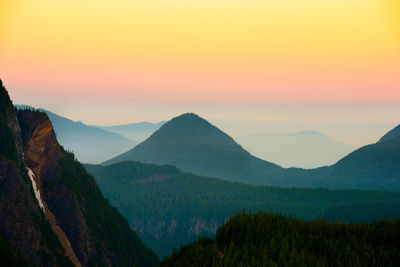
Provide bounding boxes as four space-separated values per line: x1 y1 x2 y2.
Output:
1 80 159 266
104 113 283 185
104 113 400 191
379 124 400 142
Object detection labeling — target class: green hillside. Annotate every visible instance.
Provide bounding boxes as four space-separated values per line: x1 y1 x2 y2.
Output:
103 113 400 191
59 150 159 266
102 113 285 185
86 161 400 257
323 135 400 190
161 212 400 267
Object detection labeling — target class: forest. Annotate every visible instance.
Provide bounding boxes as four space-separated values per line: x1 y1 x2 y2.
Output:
161 211 400 266
59 151 159 266
86 161 400 257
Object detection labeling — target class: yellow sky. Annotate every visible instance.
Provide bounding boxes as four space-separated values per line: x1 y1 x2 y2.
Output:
0 0 399 107
2 0 399 60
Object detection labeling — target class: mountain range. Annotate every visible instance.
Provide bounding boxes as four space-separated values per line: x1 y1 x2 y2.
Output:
16 105 138 164
103 113 283 184
236 131 353 168
3 77 400 264
1 80 158 266
104 112 400 191
95 121 165 142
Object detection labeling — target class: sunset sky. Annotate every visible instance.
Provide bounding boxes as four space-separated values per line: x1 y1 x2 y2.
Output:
0 0 399 145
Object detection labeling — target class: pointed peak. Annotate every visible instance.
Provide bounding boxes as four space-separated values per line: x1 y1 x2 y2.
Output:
136 111 234 148
173 113 202 120
164 113 209 127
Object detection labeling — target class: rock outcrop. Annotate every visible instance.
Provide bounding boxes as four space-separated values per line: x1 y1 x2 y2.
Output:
0 80 159 266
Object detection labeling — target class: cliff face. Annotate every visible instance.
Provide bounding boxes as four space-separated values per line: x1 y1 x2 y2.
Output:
0 80 159 266
0 82 72 266
19 111 83 267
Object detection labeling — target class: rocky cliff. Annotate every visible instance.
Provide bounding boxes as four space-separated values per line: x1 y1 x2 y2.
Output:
0 80 72 266
0 79 159 266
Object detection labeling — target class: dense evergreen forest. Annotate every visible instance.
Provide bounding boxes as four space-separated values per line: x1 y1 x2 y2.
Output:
58 150 159 266
320 201 400 222
0 234 29 267
86 161 400 257
161 212 400 267
0 79 18 162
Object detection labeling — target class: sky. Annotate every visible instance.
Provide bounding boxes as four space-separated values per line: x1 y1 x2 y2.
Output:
0 0 399 146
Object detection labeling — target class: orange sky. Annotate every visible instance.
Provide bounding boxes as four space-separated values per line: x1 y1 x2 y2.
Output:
0 0 399 131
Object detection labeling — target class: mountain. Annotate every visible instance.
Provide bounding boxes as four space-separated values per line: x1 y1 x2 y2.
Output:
322 133 400 190
1 80 158 266
103 113 286 185
161 212 400 266
236 131 354 168
85 161 400 257
379 124 400 142
96 121 165 142
104 113 400 191
16 106 137 163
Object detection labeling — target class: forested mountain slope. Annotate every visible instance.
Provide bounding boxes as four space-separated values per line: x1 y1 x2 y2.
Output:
323 134 400 190
104 113 400 191
103 113 290 185
161 212 400 267
0 79 158 266
86 161 400 257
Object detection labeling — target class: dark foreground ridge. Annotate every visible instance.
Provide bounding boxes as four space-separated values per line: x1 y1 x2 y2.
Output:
161 211 400 267
86 160 400 257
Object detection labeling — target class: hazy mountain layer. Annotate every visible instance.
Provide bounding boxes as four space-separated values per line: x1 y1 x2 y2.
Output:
104 113 400 191
96 121 165 142
103 113 285 185
16 106 137 163
236 131 354 168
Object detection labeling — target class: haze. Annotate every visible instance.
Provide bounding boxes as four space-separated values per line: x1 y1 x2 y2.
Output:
1 0 399 147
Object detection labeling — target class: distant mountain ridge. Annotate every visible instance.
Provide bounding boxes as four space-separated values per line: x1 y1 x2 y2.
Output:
103 113 283 184
95 121 165 142
237 131 354 168
15 105 137 163
324 134 400 190
104 112 400 191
